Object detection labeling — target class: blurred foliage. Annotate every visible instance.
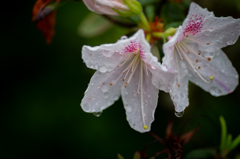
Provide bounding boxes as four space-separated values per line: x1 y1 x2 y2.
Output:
1 0 240 159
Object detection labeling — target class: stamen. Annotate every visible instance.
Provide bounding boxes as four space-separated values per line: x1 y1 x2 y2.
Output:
196 59 198 63
126 58 140 87
175 45 185 61
178 42 189 54
140 60 146 127
185 37 210 45
178 84 180 87
117 54 133 67
143 125 148 130
177 44 213 84
145 63 149 77
198 66 201 69
180 42 209 61
207 57 211 61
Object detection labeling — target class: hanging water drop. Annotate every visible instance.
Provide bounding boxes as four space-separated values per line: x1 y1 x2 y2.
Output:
93 111 102 117
120 35 128 40
175 111 184 117
100 83 108 93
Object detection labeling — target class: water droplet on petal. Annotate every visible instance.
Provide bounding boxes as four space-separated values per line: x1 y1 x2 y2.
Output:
175 111 184 117
102 49 115 57
99 66 108 73
91 83 94 86
93 111 102 117
210 87 222 96
151 65 156 69
120 35 128 40
95 2 101 7
126 106 132 113
104 92 109 98
227 41 232 45
82 103 90 111
235 74 239 79
100 84 108 93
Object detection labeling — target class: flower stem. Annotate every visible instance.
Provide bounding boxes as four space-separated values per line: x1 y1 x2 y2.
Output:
146 34 151 42
139 12 150 32
152 32 164 38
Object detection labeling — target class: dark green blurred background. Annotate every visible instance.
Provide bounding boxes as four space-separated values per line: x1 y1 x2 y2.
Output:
1 0 240 158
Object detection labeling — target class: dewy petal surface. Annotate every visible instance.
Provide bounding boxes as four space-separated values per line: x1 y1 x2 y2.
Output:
189 49 239 96
182 2 240 52
121 63 159 133
81 64 126 113
162 2 240 112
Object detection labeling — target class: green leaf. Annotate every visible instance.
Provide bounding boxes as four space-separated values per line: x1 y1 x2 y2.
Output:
77 13 112 38
230 134 240 150
118 154 124 159
220 116 227 150
226 134 232 149
185 148 216 159
133 151 140 159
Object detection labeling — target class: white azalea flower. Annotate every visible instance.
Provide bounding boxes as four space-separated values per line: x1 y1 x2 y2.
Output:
82 0 130 16
80 29 177 132
160 2 240 113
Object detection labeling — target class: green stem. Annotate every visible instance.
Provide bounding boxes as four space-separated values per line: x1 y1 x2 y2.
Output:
152 32 164 38
146 34 151 42
139 12 150 32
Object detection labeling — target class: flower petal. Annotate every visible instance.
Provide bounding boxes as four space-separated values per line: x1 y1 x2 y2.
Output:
81 65 126 113
121 62 159 133
82 45 128 73
183 2 240 52
82 29 147 73
188 49 239 96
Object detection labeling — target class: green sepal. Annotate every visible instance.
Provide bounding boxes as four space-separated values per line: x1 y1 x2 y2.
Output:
112 8 136 17
122 0 142 15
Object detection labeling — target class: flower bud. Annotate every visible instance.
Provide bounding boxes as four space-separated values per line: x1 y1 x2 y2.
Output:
82 0 142 17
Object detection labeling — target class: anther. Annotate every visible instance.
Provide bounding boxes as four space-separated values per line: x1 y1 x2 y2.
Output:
182 58 185 61
178 84 180 87
125 85 127 88
198 66 201 69
210 75 214 81
136 92 140 95
143 125 148 130
110 83 113 86
196 59 198 63
198 52 201 55
207 57 211 61
117 65 120 67
187 51 189 53
125 82 128 84
147 75 149 77
206 43 210 45
122 78 125 81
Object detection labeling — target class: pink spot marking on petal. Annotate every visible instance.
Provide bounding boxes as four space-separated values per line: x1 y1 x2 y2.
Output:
184 14 205 36
122 40 145 59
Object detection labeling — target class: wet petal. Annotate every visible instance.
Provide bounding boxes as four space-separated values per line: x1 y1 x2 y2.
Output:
82 29 148 73
121 63 159 133
81 65 126 113
82 45 127 73
183 2 240 52
151 64 178 93
189 49 238 96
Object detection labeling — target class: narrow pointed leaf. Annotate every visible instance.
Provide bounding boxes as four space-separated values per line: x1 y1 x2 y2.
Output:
220 116 227 150
230 134 240 150
133 151 141 159
118 154 124 159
